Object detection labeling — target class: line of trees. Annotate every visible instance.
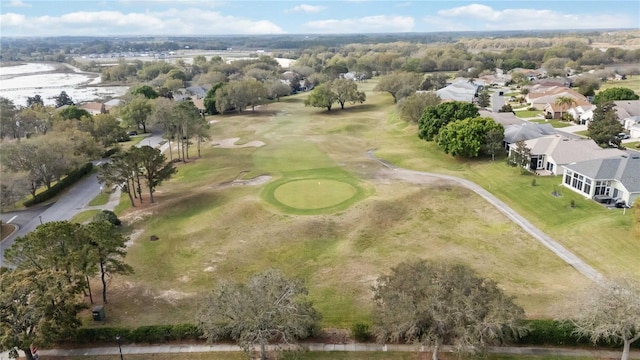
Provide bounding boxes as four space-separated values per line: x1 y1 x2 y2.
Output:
98 145 177 206
303 78 366 111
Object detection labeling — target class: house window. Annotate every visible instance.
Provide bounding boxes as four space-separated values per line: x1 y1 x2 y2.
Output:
565 170 572 185
546 162 554 173
594 180 611 196
583 178 592 194
572 173 583 190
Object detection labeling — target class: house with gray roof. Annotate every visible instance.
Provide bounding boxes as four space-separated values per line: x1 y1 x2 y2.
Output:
435 78 484 103
508 135 626 175
503 122 556 148
562 154 640 207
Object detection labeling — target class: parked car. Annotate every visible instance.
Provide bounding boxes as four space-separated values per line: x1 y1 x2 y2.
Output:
128 130 138 136
617 132 630 140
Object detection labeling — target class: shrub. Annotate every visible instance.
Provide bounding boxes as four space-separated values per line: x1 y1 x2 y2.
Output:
351 322 372 342
93 210 122 226
102 147 120 158
24 163 94 207
570 199 576 208
531 179 536 187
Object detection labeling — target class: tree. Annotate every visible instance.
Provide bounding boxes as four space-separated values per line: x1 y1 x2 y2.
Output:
573 75 600 96
151 97 179 161
130 84 159 99
374 72 421 103
398 92 441 123
132 146 176 203
498 104 514 113
332 78 366 109
26 94 44 108
437 117 504 157
373 260 525 360
203 82 224 115
303 83 337 111
0 269 86 360
477 88 490 107
573 278 640 360
85 220 133 304
120 95 152 133
0 97 19 139
215 79 267 114
59 106 91 120
484 127 505 161
554 96 577 120
86 113 128 147
197 269 321 360
593 87 639 104
419 73 449 91
418 101 479 141
508 140 532 173
265 79 292 101
97 155 138 207
588 101 624 147
54 91 74 108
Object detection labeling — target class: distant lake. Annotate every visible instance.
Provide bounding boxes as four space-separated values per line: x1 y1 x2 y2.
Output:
0 62 128 107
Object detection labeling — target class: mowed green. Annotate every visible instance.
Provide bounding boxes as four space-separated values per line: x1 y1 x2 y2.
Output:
274 179 356 209
100 80 635 329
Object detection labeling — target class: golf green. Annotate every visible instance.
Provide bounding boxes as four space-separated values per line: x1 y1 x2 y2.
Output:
273 179 357 210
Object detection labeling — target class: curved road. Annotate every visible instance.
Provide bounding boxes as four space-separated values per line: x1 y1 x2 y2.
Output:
366 150 605 285
0 130 167 268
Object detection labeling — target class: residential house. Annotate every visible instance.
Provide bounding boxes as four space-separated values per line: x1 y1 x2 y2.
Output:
191 98 206 115
562 153 640 207
503 122 556 149
479 69 511 87
614 100 640 124
435 78 485 103
526 84 589 117
104 99 122 112
186 86 207 99
508 135 626 175
510 68 546 81
624 116 640 132
566 104 596 125
479 110 523 127
79 102 106 115
630 124 640 138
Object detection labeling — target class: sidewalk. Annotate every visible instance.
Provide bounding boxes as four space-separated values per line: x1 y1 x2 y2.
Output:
3 342 639 359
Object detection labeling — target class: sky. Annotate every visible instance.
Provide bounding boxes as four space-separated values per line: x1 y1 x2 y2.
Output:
0 0 638 37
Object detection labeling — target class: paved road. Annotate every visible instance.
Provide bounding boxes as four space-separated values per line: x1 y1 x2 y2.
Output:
4 342 638 359
366 150 605 285
0 130 167 268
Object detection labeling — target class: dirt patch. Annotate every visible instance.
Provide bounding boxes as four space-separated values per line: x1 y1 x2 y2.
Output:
220 175 272 187
212 137 265 148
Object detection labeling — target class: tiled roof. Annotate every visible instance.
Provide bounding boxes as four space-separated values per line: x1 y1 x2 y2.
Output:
524 135 626 165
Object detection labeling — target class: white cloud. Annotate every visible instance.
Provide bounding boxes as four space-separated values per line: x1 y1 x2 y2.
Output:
0 8 284 36
304 15 414 33
435 3 636 30
286 4 326 13
6 0 31 7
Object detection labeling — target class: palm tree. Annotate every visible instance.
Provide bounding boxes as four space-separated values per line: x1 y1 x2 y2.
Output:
554 96 577 121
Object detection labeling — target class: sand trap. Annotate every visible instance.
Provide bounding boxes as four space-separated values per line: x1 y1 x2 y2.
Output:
220 175 272 187
212 137 265 148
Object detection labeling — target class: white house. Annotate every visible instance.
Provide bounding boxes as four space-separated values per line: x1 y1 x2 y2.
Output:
562 154 640 207
566 105 596 125
509 135 626 175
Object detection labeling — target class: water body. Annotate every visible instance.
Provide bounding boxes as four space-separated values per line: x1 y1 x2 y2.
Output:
0 62 129 107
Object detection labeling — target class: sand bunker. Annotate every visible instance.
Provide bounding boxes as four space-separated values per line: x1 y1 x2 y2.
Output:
212 137 265 148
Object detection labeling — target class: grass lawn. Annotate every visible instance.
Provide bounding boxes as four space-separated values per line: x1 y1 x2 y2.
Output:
598 76 640 94
70 209 100 224
574 130 589 137
97 80 637 330
624 141 640 150
528 119 573 128
88 191 110 206
514 110 542 118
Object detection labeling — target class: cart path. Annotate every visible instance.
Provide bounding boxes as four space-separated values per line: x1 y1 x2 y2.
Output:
365 150 605 285
6 343 638 359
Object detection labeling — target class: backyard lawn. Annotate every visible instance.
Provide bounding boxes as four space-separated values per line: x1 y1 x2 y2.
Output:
95 81 637 330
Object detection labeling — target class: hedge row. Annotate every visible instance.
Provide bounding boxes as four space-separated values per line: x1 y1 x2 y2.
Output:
518 320 640 349
67 320 640 349
24 163 94 207
72 324 203 344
